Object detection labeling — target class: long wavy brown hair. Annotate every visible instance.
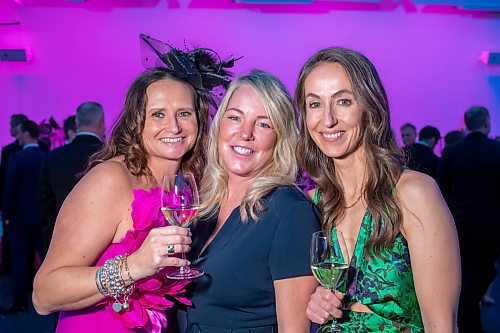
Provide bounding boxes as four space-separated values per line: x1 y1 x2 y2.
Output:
295 47 404 256
88 67 209 184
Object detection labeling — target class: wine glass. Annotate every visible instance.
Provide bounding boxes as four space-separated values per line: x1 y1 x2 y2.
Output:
310 230 350 333
160 173 204 279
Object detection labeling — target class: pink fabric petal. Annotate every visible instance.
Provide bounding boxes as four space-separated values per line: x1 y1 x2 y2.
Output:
131 188 164 231
131 190 154 230
143 309 167 333
139 293 174 309
174 295 193 306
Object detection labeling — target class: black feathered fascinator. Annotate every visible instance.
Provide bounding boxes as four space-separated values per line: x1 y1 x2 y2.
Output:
140 33 242 112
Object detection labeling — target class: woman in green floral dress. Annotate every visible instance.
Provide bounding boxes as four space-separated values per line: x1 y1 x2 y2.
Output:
295 47 461 332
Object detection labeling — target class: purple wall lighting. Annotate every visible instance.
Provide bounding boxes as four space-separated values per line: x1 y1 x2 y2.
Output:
0 0 499 150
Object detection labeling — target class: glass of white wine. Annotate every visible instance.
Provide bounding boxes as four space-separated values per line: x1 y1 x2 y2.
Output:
310 230 350 333
161 173 203 280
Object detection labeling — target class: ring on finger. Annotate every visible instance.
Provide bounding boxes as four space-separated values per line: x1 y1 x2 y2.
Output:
166 244 175 255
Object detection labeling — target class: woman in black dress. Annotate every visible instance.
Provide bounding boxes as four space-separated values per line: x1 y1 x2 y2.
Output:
182 70 321 332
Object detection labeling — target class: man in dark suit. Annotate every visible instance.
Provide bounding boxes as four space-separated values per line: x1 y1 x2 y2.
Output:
0 115 29 213
403 125 441 178
0 114 28 275
38 102 104 257
1 120 46 312
437 106 500 333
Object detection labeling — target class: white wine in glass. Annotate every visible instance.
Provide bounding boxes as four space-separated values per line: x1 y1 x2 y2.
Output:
160 206 198 228
161 173 203 280
310 230 350 333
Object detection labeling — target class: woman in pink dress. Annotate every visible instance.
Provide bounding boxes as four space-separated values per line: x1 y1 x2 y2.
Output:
32 35 238 333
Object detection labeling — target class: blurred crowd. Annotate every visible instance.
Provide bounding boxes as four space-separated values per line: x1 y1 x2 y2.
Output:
0 104 104 324
399 106 500 333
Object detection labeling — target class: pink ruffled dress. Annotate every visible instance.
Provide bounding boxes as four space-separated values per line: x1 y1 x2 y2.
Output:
56 188 190 333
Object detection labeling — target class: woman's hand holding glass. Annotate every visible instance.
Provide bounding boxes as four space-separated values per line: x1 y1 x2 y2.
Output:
126 226 192 281
161 173 203 279
306 287 345 326
309 230 350 332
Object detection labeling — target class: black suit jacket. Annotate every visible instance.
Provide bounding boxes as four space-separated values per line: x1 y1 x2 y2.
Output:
38 134 102 233
2 146 46 226
0 140 22 207
403 142 440 178
437 132 500 247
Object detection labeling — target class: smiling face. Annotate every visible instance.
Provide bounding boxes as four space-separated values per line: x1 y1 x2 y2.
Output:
217 84 277 181
304 62 363 160
142 79 198 166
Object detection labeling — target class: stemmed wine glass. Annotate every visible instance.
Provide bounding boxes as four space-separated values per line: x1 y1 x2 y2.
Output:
160 173 203 279
310 230 350 332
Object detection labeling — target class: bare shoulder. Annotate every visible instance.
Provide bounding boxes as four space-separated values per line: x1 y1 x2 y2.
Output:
61 159 135 217
396 170 441 206
396 170 452 234
75 159 133 196
83 158 130 183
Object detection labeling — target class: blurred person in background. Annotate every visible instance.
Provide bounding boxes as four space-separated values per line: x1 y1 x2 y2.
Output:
63 115 77 144
444 130 464 148
38 102 105 259
39 122 53 151
400 123 417 147
442 130 464 156
438 105 500 333
0 114 28 275
403 125 441 178
1 120 46 313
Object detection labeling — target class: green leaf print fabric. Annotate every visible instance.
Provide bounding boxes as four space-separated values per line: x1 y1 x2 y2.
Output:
313 189 424 332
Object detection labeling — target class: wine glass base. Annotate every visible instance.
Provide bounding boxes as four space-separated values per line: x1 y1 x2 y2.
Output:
317 324 342 333
166 268 204 280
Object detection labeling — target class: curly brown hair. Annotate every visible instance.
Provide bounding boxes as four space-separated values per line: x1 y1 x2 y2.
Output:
295 47 404 256
88 67 209 184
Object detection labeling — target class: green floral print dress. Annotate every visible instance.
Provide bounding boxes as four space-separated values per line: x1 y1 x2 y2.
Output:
314 189 424 332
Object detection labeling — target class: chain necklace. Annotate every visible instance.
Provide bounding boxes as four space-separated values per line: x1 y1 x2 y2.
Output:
345 192 363 209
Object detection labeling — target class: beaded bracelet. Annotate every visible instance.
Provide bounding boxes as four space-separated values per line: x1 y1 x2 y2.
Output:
95 254 135 312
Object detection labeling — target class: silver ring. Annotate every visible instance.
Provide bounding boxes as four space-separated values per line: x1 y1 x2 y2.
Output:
167 244 175 255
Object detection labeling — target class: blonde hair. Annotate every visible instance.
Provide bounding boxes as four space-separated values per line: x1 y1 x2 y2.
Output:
200 70 298 222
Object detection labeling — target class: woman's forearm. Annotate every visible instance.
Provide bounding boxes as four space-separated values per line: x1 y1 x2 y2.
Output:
33 266 105 314
421 311 458 333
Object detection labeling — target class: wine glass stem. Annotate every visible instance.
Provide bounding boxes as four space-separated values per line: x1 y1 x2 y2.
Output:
179 253 191 275
328 288 340 331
